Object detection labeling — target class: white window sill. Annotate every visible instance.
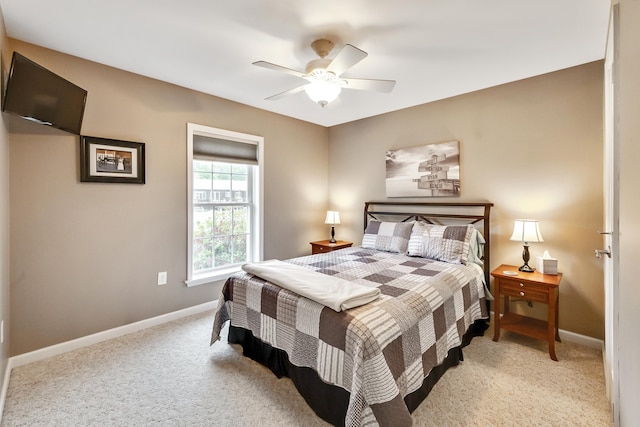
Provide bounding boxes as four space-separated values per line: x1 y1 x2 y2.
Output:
185 265 242 287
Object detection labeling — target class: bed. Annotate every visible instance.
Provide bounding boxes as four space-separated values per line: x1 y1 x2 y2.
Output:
211 201 493 426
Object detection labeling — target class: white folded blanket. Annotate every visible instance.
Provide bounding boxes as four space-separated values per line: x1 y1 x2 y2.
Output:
242 259 381 312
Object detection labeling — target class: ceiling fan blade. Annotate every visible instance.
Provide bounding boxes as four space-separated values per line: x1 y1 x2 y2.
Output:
326 44 368 76
253 61 306 79
265 84 307 101
342 78 396 93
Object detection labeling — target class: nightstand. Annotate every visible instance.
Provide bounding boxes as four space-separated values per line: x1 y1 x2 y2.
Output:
310 240 353 255
491 264 563 361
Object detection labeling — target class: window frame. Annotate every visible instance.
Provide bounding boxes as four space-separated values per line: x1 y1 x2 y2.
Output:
185 123 263 287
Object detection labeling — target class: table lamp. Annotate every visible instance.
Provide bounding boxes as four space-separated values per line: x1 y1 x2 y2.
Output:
509 219 544 272
324 211 341 243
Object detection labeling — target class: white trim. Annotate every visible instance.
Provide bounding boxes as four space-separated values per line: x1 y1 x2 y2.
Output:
603 6 620 425
185 266 240 287
558 329 604 350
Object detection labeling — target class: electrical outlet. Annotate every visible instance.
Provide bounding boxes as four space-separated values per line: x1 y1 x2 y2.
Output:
157 271 167 285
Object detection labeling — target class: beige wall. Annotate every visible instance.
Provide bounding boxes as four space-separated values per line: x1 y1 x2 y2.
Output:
617 0 640 422
328 61 605 339
7 40 329 355
0 6 11 395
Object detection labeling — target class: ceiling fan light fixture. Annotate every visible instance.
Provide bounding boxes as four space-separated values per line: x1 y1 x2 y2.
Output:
254 38 395 105
304 80 341 108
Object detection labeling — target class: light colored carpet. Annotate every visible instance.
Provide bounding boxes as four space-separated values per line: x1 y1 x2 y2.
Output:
1 310 611 426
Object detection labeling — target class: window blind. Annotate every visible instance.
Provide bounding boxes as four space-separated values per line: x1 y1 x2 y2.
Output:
192 134 258 165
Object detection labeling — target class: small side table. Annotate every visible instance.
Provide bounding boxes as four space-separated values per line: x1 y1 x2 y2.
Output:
491 264 563 361
310 240 353 255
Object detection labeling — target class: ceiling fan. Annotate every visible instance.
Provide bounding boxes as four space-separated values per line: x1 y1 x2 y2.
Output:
253 39 396 108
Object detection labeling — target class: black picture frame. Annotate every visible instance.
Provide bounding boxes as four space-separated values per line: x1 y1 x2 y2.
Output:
80 136 145 184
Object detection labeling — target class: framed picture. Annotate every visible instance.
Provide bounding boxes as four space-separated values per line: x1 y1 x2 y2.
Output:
80 136 145 184
386 140 460 197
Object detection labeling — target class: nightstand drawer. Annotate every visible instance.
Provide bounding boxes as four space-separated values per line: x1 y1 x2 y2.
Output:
500 279 549 303
313 245 333 254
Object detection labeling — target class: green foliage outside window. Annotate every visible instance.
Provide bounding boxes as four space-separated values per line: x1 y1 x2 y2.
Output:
193 205 249 272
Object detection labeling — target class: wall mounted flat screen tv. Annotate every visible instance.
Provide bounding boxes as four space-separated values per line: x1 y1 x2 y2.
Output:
2 52 87 135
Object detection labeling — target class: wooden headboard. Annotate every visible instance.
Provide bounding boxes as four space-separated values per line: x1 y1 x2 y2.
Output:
364 201 493 284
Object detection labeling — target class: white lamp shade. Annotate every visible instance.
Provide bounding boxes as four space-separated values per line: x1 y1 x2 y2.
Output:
304 81 341 106
324 211 341 225
510 219 544 243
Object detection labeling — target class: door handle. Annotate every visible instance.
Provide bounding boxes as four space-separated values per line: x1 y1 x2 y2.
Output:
595 247 612 258
598 230 613 235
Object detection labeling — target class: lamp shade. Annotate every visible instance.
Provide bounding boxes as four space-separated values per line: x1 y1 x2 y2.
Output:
510 219 544 243
304 81 341 107
324 211 341 225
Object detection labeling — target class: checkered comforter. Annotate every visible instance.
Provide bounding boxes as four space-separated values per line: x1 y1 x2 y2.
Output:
211 247 488 427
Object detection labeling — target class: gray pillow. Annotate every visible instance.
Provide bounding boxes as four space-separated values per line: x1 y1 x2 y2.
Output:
361 220 413 254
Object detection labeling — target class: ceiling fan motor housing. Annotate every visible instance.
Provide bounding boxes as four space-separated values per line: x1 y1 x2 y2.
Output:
310 39 335 58
305 58 333 75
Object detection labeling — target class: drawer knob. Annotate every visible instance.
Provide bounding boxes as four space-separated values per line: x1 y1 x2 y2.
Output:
519 283 524 287
519 291 525 297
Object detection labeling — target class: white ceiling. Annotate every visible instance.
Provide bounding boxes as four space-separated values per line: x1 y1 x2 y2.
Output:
0 0 610 127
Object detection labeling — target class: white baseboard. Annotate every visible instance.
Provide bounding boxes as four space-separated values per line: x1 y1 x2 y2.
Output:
558 328 604 350
0 300 218 423
487 312 604 350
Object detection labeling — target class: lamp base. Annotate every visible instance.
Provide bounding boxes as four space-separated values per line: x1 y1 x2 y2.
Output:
519 264 535 273
519 244 534 272
329 225 336 243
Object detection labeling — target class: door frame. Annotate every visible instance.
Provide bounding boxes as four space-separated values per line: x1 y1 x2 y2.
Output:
603 4 620 425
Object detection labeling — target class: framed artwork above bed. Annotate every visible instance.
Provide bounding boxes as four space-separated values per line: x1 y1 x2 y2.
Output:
386 140 460 197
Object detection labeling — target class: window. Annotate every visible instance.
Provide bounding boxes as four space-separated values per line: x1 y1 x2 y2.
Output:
186 123 263 287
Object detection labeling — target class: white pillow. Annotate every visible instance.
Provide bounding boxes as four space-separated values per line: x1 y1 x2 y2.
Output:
407 223 474 264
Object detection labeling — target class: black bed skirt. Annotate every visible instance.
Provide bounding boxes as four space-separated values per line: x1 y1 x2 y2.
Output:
228 319 488 426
